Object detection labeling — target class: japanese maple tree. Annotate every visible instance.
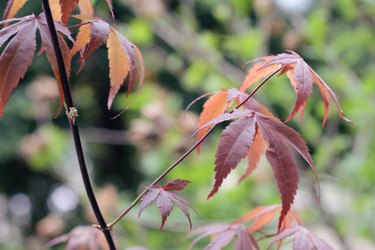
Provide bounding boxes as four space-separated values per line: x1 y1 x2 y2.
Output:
0 0 351 249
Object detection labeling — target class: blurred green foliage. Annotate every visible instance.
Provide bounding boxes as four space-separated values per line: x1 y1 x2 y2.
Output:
0 0 374 249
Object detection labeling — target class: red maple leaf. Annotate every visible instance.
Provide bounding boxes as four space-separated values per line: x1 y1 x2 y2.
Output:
197 97 317 231
0 13 73 116
138 179 194 230
241 50 351 126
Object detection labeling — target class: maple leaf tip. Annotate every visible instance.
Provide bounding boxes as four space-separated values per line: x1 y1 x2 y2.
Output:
207 189 217 200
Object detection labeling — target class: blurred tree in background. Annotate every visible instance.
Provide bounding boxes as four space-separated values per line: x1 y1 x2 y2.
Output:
0 0 374 249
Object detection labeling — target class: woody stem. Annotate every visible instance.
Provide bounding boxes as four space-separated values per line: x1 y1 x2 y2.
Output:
41 1 116 249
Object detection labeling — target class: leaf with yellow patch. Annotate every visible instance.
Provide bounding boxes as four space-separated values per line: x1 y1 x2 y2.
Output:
48 0 62 21
78 0 94 17
107 27 130 109
60 0 79 24
3 0 28 20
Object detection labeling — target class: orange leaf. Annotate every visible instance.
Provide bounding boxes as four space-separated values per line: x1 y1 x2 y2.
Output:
70 22 92 58
107 27 130 109
248 206 279 232
3 0 28 20
238 129 265 183
69 17 142 110
78 0 94 17
240 56 278 92
196 90 228 154
49 0 62 22
232 205 276 223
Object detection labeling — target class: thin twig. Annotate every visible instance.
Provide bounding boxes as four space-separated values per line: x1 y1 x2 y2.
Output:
108 67 282 228
107 125 216 228
41 1 116 249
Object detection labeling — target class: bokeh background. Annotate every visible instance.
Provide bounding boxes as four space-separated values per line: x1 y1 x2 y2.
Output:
0 0 374 249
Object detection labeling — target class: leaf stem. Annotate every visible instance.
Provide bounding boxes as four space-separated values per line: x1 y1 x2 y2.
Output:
107 125 216 228
234 66 282 109
41 1 116 249
67 21 91 30
108 66 282 228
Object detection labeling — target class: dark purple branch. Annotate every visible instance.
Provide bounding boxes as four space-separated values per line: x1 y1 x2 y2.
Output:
41 1 116 249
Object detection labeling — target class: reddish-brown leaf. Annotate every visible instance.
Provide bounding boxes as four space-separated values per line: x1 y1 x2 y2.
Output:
265 139 299 232
138 179 193 229
310 66 351 125
255 113 318 180
3 0 28 20
285 59 313 122
36 14 72 114
268 225 333 250
0 14 73 116
208 117 257 198
60 0 78 24
159 179 191 191
0 18 36 116
0 15 33 47
70 18 110 60
84 20 110 60
196 90 228 153
256 116 300 231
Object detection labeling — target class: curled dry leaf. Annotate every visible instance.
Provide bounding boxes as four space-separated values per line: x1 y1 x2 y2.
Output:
138 179 194 230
